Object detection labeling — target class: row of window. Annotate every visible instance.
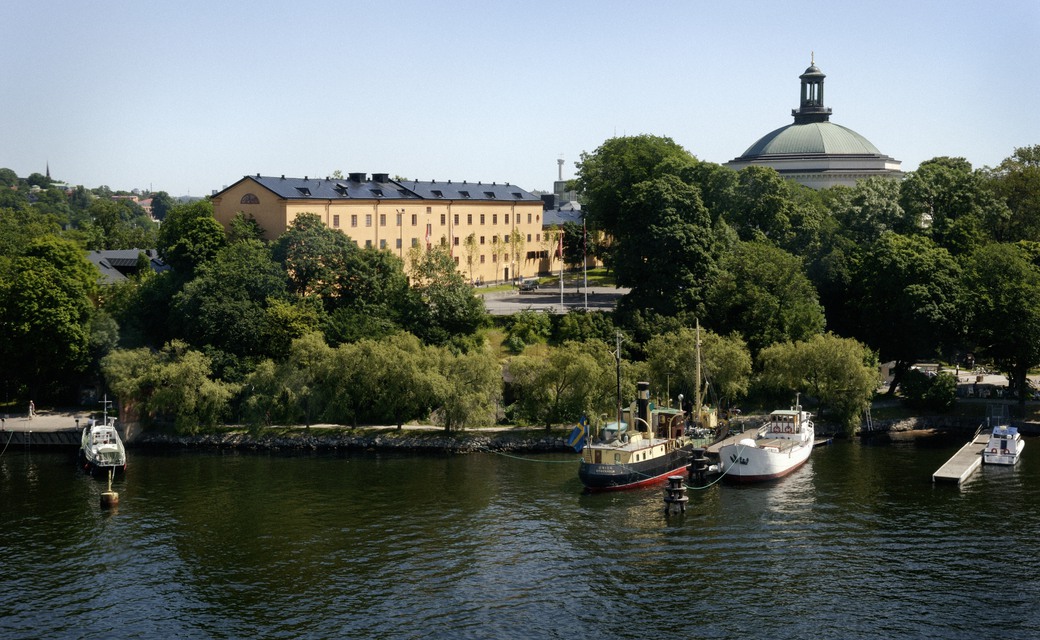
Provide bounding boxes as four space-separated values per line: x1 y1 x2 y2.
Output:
330 212 541 229
354 237 551 262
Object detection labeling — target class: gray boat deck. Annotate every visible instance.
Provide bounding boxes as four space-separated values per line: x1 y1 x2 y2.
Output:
706 427 762 455
933 431 989 484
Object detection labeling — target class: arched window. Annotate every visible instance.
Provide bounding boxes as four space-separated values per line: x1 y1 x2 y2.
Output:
240 193 260 204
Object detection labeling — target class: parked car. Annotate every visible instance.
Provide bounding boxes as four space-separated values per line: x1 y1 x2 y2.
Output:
518 278 539 292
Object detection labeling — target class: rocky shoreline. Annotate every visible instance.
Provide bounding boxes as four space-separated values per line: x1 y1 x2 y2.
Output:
131 428 575 454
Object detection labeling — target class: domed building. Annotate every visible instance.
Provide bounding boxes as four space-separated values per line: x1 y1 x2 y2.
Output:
725 58 902 189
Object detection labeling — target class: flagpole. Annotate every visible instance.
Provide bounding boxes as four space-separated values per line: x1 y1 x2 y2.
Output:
583 220 588 310
558 228 564 308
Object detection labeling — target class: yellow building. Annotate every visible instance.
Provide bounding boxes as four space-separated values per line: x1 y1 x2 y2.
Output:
211 173 552 284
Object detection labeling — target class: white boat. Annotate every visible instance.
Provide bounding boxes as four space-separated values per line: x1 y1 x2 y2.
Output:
78 397 127 477
983 424 1025 465
718 401 814 482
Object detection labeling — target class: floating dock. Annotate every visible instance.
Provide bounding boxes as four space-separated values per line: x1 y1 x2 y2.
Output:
932 431 989 484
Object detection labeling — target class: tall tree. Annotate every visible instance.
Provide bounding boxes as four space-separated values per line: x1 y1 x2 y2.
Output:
613 174 719 316
986 145 1040 243
962 243 1040 403
850 233 962 395
899 156 1001 256
576 134 697 234
157 200 226 279
706 241 824 355
0 239 96 398
407 245 486 345
171 239 288 377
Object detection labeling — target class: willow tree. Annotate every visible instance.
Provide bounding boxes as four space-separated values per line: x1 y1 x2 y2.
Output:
758 333 879 434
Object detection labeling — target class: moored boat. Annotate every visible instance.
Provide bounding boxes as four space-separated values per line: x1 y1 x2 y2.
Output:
578 381 695 491
718 400 813 482
983 424 1024 465
78 398 126 477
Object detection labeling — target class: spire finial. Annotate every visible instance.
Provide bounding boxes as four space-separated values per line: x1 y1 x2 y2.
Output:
811 51 814 65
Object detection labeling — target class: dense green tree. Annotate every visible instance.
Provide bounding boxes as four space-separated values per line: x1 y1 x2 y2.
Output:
506 309 552 352
509 340 619 431
26 172 51 188
706 241 824 355
227 212 267 244
0 243 96 398
0 205 61 260
407 245 487 345
239 332 332 427
434 344 501 431
171 240 288 376
157 200 226 278
31 187 74 228
149 191 175 221
900 157 1002 255
0 168 18 188
828 177 915 245
727 166 799 245
553 309 616 346
355 333 448 429
576 134 698 235
758 333 879 434
850 233 962 394
962 243 1040 402
986 145 1040 243
644 327 752 414
102 341 238 432
613 173 719 316
273 213 357 298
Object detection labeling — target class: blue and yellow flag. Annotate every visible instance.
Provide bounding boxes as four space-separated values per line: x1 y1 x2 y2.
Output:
567 423 587 452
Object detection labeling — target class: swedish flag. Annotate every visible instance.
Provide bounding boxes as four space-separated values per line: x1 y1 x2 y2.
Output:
567 423 587 452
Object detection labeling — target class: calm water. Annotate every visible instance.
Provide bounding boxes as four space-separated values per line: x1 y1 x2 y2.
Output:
2 433 1039 639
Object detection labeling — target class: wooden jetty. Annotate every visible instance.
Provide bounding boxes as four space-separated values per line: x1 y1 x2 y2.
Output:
933 430 989 484
706 426 760 455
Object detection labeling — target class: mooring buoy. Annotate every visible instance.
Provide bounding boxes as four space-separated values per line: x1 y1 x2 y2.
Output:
663 475 688 515
100 469 119 510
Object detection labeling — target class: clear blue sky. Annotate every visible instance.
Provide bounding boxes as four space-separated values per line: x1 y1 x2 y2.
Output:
3 1 1038 197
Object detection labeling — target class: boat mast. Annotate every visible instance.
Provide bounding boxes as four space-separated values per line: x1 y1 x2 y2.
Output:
100 394 112 426
695 319 702 428
614 331 623 428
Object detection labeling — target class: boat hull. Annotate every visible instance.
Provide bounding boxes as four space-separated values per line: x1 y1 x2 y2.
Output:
983 440 1024 465
983 428 1025 465
579 447 692 491
718 440 813 482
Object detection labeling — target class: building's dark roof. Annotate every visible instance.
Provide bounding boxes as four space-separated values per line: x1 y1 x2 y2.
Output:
222 174 541 203
87 249 168 285
543 208 584 226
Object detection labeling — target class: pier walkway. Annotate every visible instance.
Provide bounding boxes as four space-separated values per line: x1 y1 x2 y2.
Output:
933 430 989 484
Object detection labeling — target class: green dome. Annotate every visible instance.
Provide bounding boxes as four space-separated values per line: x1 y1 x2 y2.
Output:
738 121 882 158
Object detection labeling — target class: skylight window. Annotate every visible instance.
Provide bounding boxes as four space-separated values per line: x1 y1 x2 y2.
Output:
459 190 471 198
431 190 443 198
296 187 311 196
370 189 384 197
512 192 523 199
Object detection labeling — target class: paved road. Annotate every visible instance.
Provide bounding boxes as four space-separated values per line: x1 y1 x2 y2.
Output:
481 286 628 315
0 410 85 433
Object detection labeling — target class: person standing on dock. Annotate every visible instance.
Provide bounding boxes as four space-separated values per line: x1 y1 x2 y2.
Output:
28 400 35 420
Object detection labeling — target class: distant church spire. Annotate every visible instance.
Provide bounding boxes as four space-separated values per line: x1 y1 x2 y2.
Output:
792 56 832 124
46 161 51 180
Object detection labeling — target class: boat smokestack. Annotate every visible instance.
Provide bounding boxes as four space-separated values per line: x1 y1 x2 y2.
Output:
636 381 651 432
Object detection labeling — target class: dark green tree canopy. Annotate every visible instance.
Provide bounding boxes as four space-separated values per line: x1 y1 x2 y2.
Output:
576 134 698 234
157 200 227 278
614 174 719 316
706 240 825 355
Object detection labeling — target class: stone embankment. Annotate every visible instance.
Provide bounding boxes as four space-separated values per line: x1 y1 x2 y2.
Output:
133 428 573 454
